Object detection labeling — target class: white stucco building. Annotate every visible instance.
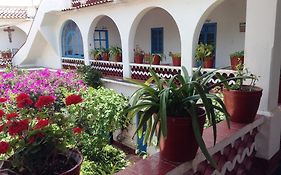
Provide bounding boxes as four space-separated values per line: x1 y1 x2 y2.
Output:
10 0 281 174
0 0 40 55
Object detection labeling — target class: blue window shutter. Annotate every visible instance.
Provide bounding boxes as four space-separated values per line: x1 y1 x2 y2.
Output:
61 20 84 58
151 28 163 54
93 30 109 49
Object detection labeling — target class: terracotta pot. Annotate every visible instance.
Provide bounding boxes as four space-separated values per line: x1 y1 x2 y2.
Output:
230 56 244 70
160 109 206 162
223 85 262 123
203 57 214 68
102 53 109 61
152 55 161 65
115 53 122 62
134 55 144 64
172 56 181 66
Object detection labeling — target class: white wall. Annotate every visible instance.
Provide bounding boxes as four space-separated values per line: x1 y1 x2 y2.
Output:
0 26 27 52
134 7 181 64
206 0 246 67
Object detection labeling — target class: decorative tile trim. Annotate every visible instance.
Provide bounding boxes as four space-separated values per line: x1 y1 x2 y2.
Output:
61 57 84 69
90 60 123 78
0 57 12 68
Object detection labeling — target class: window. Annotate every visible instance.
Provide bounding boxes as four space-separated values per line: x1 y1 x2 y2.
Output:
151 28 163 54
61 20 84 58
94 30 109 49
199 23 217 46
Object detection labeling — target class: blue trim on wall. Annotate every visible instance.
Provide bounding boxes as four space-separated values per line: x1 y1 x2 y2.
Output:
94 30 109 49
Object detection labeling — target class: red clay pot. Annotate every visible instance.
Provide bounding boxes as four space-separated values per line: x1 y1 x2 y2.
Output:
223 86 262 123
230 56 244 70
102 53 109 61
115 53 122 62
152 55 161 65
160 109 206 163
172 56 181 66
60 150 83 175
203 57 214 68
134 55 144 64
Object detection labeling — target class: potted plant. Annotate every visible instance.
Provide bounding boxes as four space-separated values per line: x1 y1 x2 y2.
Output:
144 53 163 65
1 49 12 59
134 47 145 64
0 93 84 175
124 67 229 166
169 52 181 66
109 46 122 62
89 48 99 60
229 51 244 70
195 43 215 68
216 64 263 123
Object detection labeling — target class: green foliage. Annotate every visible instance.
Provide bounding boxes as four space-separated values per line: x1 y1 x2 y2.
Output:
109 46 122 58
230 50 244 58
77 65 102 88
195 43 214 61
124 66 230 168
81 145 129 175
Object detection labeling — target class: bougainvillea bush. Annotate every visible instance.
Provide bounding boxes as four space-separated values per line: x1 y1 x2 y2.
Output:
0 68 85 99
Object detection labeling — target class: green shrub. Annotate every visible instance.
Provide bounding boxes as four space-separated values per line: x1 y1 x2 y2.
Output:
77 65 102 88
81 145 129 175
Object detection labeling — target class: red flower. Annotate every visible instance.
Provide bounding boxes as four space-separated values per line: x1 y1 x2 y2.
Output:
65 94 83 106
8 119 29 136
0 110 5 119
0 98 7 103
0 141 9 154
6 113 19 120
28 132 45 144
34 119 49 130
0 124 4 132
34 96 55 109
16 93 33 108
72 127 82 134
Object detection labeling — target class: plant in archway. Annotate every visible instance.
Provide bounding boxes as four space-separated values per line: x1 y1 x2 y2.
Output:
109 46 122 62
195 43 215 68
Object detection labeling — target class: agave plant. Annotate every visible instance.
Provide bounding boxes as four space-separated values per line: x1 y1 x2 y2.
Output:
125 66 230 167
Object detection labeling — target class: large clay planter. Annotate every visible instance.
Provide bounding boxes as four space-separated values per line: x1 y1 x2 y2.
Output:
134 55 144 64
203 57 214 68
223 85 262 123
115 53 122 62
172 56 181 66
159 109 206 163
230 56 244 70
152 55 161 65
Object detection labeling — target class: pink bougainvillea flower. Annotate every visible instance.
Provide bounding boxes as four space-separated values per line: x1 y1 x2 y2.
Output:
65 94 83 106
0 141 9 154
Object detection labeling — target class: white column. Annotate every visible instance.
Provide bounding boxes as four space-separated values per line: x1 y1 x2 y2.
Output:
245 0 281 160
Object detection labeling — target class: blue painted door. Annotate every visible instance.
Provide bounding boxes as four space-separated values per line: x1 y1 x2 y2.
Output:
199 23 217 46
